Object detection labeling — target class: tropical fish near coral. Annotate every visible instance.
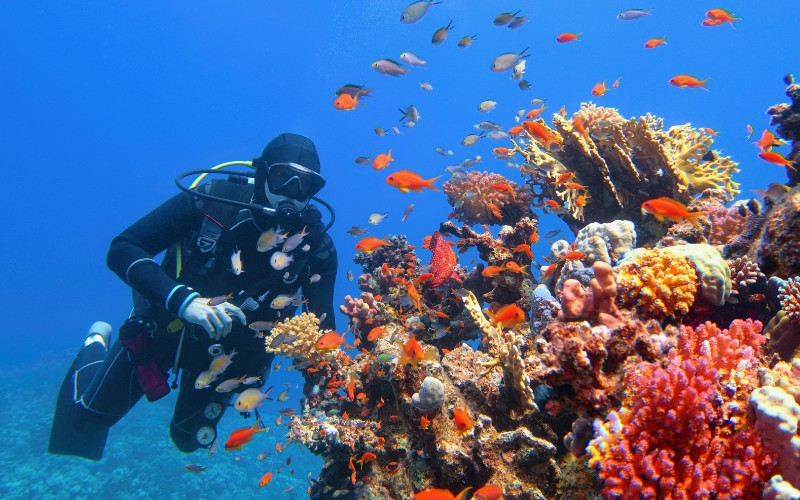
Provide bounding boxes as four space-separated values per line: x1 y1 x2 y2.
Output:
473 485 504 500
641 197 705 227
333 91 364 111
400 0 442 24
233 388 272 412
427 230 457 287
316 331 348 350
411 487 473 500
669 74 709 90
355 236 392 253
386 170 441 192
452 407 474 433
487 303 526 328
398 336 437 366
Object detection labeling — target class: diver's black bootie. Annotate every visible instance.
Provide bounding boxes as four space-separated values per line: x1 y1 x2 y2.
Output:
48 321 113 460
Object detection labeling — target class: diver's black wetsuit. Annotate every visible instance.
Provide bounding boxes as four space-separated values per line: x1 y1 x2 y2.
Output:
52 180 337 458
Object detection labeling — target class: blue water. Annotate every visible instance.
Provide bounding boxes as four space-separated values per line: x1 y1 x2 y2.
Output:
1 1 796 497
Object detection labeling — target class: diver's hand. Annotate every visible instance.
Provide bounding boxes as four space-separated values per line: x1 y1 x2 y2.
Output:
180 298 247 340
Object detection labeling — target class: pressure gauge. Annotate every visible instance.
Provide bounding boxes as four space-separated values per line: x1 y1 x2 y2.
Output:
203 402 223 420
195 425 216 446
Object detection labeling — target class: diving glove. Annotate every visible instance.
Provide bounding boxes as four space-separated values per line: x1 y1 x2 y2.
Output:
180 298 246 340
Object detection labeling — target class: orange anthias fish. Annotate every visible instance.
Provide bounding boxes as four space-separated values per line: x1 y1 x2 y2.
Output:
399 336 433 366
508 125 525 136
473 484 504 500
259 471 274 487
427 230 457 287
758 151 797 170
591 81 608 97
419 415 431 429
407 282 422 312
641 197 705 227
701 18 726 27
333 91 364 111
705 8 741 27
372 150 394 170
561 251 587 261
366 326 386 342
512 243 532 259
386 170 441 192
754 130 776 152
503 261 529 275
556 32 581 43
315 331 348 350
487 303 526 328
669 75 709 90
525 104 546 119
523 121 562 151
481 264 505 277
452 407 474 433
644 37 667 49
225 419 267 451
411 487 473 500
572 116 589 140
355 236 392 253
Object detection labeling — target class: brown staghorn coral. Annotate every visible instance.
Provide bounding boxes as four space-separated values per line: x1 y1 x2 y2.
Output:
728 256 766 303
443 171 534 226
518 103 740 243
615 248 698 318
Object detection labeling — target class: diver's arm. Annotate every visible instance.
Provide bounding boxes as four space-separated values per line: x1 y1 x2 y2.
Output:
303 232 338 331
107 191 202 316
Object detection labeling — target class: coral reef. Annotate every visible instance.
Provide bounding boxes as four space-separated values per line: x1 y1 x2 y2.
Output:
728 255 766 303
767 80 800 185
587 320 779 499
615 248 698 318
779 276 800 320
443 171 534 226
265 312 327 361
516 103 740 243
756 186 800 278
571 220 636 265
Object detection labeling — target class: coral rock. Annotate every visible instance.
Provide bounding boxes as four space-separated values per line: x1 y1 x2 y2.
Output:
616 248 698 318
412 376 445 413
572 220 636 265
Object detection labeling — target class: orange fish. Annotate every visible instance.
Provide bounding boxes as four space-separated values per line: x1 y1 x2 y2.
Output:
591 81 608 97
411 488 473 500
259 471 274 487
452 407 474 433
705 8 741 27
669 75 709 90
357 452 377 465
367 326 386 342
702 127 719 136
487 303 526 328
407 282 422 313
572 116 589 139
746 124 754 140
492 147 513 155
612 78 620 89
523 121 562 151
349 456 357 485
507 125 525 136
644 37 667 49
511 243 532 260
417 272 434 283
525 104 546 119
224 419 267 451
487 202 502 220
556 32 581 43
473 484 504 500
545 199 561 209
754 130 776 152
372 150 394 170
420 415 431 429
558 105 567 116
334 91 364 111
564 182 587 190
386 170 441 193
355 236 392 253
554 172 575 185
347 379 356 401
315 331 348 350
481 265 505 277
529 230 540 244
399 336 425 366
503 261 529 275
576 194 590 207
758 151 796 170
561 251 587 261
641 197 705 227
541 262 558 280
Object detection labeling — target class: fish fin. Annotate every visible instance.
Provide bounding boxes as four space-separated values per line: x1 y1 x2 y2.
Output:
455 487 473 500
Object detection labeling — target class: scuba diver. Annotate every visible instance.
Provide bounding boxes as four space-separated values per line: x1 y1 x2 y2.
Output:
49 133 337 460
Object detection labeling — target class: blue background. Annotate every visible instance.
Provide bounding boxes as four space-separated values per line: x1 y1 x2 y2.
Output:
0 0 796 497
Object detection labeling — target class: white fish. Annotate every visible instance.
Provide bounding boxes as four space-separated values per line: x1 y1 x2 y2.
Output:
282 226 309 253
257 226 287 252
301 244 310 252
491 48 529 72
402 204 415 222
490 131 508 140
419 82 433 91
400 52 426 66
319 312 327 323
209 347 237 375
392 126 401 135
372 59 408 76
194 370 218 390
462 133 484 147
400 0 442 24
478 100 497 113
215 376 246 393
270 251 293 270
399 105 421 126
271 294 298 309
234 387 272 412
461 156 483 168
243 376 261 385
309 273 321 283
368 212 389 225
475 121 502 131
230 247 244 275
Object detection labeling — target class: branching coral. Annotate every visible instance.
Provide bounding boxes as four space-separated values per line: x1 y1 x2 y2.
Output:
442 171 533 226
615 248 698 318
517 103 741 244
587 320 778 499
728 256 766 302
779 276 800 321
265 312 327 360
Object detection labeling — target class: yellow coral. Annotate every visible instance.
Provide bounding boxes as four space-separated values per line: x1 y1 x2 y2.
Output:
265 312 332 360
615 249 698 317
662 124 740 200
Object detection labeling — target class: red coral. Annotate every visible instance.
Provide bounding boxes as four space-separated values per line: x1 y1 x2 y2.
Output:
588 319 779 499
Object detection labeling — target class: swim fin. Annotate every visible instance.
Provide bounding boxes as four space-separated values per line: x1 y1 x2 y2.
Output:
48 322 112 461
